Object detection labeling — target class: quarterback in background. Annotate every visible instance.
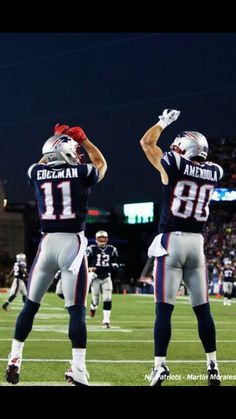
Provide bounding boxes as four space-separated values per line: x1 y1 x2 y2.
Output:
140 109 223 386
87 231 119 328
2 254 28 312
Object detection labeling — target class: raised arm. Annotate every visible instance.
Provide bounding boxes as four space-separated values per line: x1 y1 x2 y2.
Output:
140 109 180 184
81 138 107 182
55 124 107 182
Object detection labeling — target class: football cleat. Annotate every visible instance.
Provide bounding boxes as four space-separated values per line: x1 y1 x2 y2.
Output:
148 363 170 386
65 365 90 386
207 361 221 386
2 302 10 312
5 355 22 385
102 322 111 329
89 308 96 318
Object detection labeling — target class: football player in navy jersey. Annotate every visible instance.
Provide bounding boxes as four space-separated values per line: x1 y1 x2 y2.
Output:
87 230 119 328
2 254 28 312
140 109 223 386
5 124 107 386
219 260 235 306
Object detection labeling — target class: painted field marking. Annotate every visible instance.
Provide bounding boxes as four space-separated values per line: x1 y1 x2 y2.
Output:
1 338 236 343
0 381 111 386
0 358 236 364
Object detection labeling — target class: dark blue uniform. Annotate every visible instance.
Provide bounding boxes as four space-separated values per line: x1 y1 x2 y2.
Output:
159 151 223 233
87 245 119 279
28 163 98 233
221 267 234 283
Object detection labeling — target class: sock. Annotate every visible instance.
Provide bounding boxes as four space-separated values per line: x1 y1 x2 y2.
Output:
103 310 111 324
154 356 166 368
154 302 174 356
206 351 217 365
11 339 25 358
193 303 216 353
72 348 86 370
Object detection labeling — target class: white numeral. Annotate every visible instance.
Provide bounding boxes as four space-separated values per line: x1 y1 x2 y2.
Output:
171 180 215 221
41 181 75 220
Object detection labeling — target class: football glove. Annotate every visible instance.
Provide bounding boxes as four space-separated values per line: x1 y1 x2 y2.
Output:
54 123 69 135
157 109 181 129
67 126 87 144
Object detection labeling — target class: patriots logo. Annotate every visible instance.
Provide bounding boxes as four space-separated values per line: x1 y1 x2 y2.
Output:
58 135 71 143
50 135 71 150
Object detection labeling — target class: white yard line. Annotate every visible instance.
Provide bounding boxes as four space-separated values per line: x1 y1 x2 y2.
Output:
0 381 112 386
1 338 236 343
1 327 236 332
0 358 236 363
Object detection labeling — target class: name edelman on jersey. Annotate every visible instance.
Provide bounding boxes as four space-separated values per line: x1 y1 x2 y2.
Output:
37 168 79 180
184 164 217 181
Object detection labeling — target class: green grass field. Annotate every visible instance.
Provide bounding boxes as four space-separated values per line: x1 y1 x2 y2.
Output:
0 292 235 386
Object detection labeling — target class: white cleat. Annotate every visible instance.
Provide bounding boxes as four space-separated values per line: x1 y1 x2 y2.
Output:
65 365 90 386
148 363 170 386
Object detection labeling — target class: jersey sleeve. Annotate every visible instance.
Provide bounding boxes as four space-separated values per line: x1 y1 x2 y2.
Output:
111 246 119 263
27 163 38 186
85 164 99 186
86 246 93 257
214 163 224 181
161 151 180 176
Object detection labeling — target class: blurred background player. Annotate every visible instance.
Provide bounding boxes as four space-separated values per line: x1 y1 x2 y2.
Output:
140 109 223 386
5 123 107 386
219 260 235 306
138 257 155 294
2 253 28 312
87 230 119 328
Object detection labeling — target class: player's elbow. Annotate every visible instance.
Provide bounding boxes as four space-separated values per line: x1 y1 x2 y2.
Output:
140 136 147 150
140 133 153 150
97 161 108 182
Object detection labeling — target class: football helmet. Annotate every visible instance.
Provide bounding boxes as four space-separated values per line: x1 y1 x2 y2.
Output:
170 131 208 161
16 253 26 263
42 134 80 165
95 230 108 248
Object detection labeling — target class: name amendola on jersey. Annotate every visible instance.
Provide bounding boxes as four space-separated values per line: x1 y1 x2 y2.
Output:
183 164 218 181
37 167 79 180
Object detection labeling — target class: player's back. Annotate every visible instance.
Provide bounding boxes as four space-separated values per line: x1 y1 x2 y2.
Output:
27 162 98 233
222 267 234 281
159 151 224 233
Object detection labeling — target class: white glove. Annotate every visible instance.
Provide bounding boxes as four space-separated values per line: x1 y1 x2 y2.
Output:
157 109 181 129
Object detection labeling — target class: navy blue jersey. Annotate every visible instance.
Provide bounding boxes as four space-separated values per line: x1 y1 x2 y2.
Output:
27 162 99 233
86 245 119 279
221 267 235 283
159 151 224 233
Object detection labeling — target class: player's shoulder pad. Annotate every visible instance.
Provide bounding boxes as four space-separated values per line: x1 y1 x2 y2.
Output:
206 161 224 180
161 151 181 170
214 163 224 180
86 163 99 177
27 163 38 179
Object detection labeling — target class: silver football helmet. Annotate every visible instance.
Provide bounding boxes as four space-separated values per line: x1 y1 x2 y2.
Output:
42 134 79 165
170 131 208 161
16 253 26 263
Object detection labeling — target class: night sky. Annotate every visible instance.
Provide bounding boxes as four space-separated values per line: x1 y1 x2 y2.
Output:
1 32 236 209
